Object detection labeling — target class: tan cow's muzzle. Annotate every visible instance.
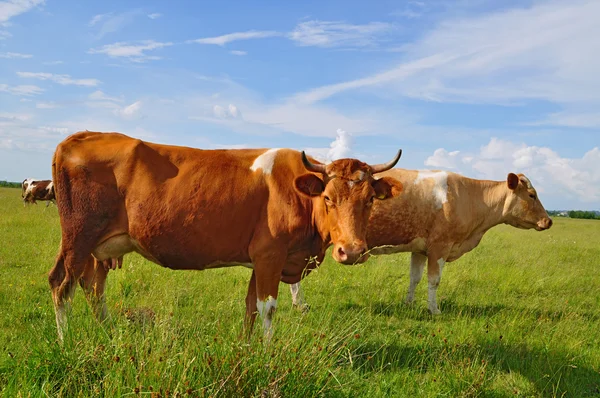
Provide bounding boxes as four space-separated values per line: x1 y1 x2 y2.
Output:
537 217 553 231
333 241 369 265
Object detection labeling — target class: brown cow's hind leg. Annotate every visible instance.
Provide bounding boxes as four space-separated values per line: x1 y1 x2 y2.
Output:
79 256 109 323
426 252 446 315
48 248 92 342
244 271 258 338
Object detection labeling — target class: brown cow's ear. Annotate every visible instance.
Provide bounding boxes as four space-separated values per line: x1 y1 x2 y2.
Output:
507 173 519 190
372 177 403 200
294 174 325 197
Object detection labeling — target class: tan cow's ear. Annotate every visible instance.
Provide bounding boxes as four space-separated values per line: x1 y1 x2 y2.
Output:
507 173 519 190
294 174 325 197
373 177 403 200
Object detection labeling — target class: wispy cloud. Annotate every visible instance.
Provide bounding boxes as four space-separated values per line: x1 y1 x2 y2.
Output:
0 0 44 23
147 13 161 19
42 60 63 65
229 50 247 56
0 83 43 96
289 20 393 48
88 40 172 62
287 0 600 123
88 10 142 38
17 72 100 87
115 100 142 118
188 30 280 46
0 51 32 58
89 90 123 103
36 101 59 109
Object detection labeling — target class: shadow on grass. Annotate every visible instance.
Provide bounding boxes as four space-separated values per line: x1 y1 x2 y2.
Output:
349 339 600 397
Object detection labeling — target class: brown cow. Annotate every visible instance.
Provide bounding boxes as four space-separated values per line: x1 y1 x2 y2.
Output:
290 169 552 314
48 131 404 341
22 179 56 207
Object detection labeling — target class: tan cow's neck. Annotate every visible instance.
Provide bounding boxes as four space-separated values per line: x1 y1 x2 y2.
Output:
469 179 509 235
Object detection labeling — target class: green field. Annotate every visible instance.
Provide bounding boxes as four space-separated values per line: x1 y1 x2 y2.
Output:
1 187 599 397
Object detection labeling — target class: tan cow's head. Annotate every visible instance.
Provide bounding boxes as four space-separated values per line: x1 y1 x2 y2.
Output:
504 173 552 231
295 151 404 265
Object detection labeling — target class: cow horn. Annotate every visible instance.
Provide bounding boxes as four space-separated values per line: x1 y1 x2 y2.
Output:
301 151 327 174
370 149 402 174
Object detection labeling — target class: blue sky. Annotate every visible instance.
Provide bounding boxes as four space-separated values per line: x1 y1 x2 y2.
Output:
1 0 598 210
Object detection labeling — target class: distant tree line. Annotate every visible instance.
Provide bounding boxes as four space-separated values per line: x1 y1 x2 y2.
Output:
567 210 600 220
0 181 21 188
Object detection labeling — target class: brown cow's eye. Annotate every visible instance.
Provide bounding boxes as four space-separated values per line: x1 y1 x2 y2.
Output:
324 196 331 202
529 194 536 200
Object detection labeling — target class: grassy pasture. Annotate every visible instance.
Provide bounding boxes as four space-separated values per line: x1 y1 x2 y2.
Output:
0 186 598 397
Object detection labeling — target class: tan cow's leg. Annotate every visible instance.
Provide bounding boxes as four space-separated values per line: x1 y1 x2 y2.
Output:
426 254 446 315
79 257 109 323
289 282 308 311
406 253 427 305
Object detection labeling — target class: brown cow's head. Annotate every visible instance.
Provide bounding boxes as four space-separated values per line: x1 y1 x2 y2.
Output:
295 151 404 265
504 173 552 231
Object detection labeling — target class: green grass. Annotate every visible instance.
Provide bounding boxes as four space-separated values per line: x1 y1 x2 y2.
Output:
0 186 599 397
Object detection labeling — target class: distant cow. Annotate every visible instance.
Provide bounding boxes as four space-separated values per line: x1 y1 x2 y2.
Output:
290 169 552 314
49 131 403 341
22 179 56 207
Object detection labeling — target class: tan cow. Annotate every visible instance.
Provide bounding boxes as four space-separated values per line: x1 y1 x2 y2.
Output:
48 131 404 341
290 169 552 314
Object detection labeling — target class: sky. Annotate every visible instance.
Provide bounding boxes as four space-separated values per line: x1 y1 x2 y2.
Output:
1 0 599 210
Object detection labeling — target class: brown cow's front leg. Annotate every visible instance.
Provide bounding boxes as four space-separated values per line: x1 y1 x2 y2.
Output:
252 254 286 340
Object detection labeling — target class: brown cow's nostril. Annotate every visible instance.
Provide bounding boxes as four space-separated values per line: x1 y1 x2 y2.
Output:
548 218 553 228
337 246 346 258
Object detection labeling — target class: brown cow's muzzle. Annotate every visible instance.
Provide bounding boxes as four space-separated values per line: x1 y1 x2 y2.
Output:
333 241 369 265
536 217 553 231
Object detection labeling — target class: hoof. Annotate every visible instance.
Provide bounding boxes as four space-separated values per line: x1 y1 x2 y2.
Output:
429 308 442 315
293 303 310 314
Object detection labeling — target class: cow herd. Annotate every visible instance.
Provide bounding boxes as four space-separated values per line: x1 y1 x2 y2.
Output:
24 131 553 341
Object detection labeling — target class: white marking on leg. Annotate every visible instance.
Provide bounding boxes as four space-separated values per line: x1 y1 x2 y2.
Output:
406 253 426 304
54 284 76 342
257 296 277 338
428 258 445 315
290 282 306 308
415 171 448 209
250 148 281 174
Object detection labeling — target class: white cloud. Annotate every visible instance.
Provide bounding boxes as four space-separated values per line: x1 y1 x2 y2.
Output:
0 112 32 121
327 129 354 161
42 60 63 65
189 30 280 46
115 100 142 118
17 71 100 86
147 13 161 19
88 13 109 26
0 83 43 96
0 51 32 58
36 101 58 109
426 138 600 204
425 148 461 169
289 20 393 48
0 0 44 23
212 103 241 119
229 50 247 56
0 30 11 39
527 111 600 129
88 40 172 62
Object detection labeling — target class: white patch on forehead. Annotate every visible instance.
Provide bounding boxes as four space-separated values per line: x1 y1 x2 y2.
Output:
415 170 448 209
347 181 354 188
357 171 365 181
250 148 281 175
